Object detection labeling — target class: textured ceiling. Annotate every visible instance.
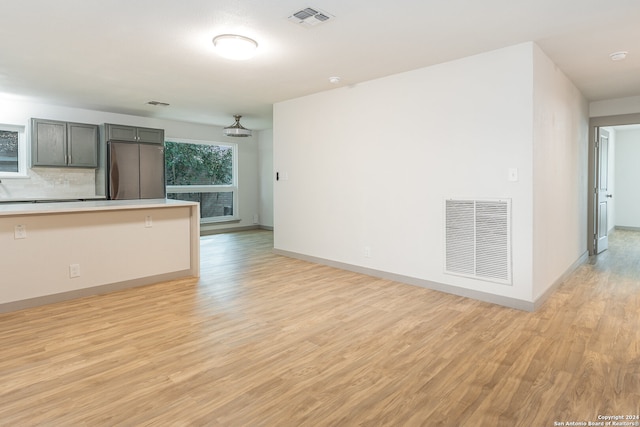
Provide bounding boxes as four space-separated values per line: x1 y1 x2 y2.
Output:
1 0 639 130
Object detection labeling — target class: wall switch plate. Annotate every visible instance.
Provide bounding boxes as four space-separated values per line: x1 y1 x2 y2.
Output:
508 168 519 182
69 264 81 278
14 225 27 239
276 171 289 181
145 215 152 228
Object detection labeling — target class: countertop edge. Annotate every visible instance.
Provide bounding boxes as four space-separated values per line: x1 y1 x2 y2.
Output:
0 199 199 216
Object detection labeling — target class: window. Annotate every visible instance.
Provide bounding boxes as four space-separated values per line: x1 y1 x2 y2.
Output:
165 139 238 223
0 124 27 178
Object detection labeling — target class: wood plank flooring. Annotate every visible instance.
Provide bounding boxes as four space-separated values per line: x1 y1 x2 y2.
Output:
0 229 638 426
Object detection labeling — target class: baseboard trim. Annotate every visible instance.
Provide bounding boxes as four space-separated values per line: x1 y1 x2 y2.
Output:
0 270 194 314
615 225 640 232
200 225 273 235
273 249 536 311
532 250 589 311
201 225 260 236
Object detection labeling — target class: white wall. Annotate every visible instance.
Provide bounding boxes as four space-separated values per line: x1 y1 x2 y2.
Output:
614 128 640 228
0 99 261 232
275 43 538 304
590 96 640 117
274 41 589 307
531 44 589 301
258 129 274 228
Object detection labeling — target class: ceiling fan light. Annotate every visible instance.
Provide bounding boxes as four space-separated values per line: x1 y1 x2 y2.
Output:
223 115 252 137
212 34 258 60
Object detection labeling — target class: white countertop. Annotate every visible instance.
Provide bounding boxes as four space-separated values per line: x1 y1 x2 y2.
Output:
0 199 199 217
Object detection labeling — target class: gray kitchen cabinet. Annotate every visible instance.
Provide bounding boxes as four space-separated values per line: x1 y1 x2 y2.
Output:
31 119 98 168
31 119 66 166
105 123 164 144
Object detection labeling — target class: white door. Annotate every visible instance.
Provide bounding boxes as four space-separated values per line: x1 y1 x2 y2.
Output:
595 128 610 254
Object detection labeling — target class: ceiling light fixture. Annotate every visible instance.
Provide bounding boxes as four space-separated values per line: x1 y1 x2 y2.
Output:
212 34 258 60
609 51 628 61
329 76 341 84
223 115 252 137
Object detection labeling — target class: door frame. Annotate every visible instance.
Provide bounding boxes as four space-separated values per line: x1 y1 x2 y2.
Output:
595 128 610 254
588 113 640 255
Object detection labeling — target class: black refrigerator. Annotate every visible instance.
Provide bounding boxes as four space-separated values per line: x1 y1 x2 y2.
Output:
107 141 165 200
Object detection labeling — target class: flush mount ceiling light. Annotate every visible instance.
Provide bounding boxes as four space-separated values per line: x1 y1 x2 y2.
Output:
212 34 258 60
609 51 628 61
223 115 252 137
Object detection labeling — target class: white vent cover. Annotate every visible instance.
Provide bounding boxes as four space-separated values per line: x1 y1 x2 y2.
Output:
288 7 333 27
445 199 512 285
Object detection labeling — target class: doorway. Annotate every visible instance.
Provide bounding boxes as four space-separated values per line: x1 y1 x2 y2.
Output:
588 113 640 255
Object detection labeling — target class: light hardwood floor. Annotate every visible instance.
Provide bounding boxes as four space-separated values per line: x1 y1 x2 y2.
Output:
0 230 638 426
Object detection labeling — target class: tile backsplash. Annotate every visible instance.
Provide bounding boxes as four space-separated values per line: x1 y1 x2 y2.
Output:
0 167 99 201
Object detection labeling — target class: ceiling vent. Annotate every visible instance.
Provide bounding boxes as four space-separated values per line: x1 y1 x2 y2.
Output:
147 101 170 107
288 7 333 27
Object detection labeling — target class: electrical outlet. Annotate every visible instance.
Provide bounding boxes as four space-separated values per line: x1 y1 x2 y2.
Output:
69 264 81 278
14 225 27 239
364 246 372 258
145 215 152 228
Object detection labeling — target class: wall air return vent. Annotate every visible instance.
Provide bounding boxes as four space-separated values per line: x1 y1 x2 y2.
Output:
288 7 334 27
445 198 512 285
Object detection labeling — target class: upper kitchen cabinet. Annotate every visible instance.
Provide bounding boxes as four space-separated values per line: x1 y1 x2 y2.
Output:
31 119 99 168
105 124 164 144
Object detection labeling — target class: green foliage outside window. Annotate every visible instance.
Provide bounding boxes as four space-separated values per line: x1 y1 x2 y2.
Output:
0 130 19 173
165 141 233 186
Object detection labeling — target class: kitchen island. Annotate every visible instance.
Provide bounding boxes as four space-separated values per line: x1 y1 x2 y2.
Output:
0 199 200 313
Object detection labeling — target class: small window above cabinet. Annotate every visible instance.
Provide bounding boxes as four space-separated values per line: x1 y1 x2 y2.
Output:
105 124 164 144
31 118 99 168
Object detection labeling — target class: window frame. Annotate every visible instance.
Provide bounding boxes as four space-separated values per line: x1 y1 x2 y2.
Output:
0 123 28 179
164 138 239 223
